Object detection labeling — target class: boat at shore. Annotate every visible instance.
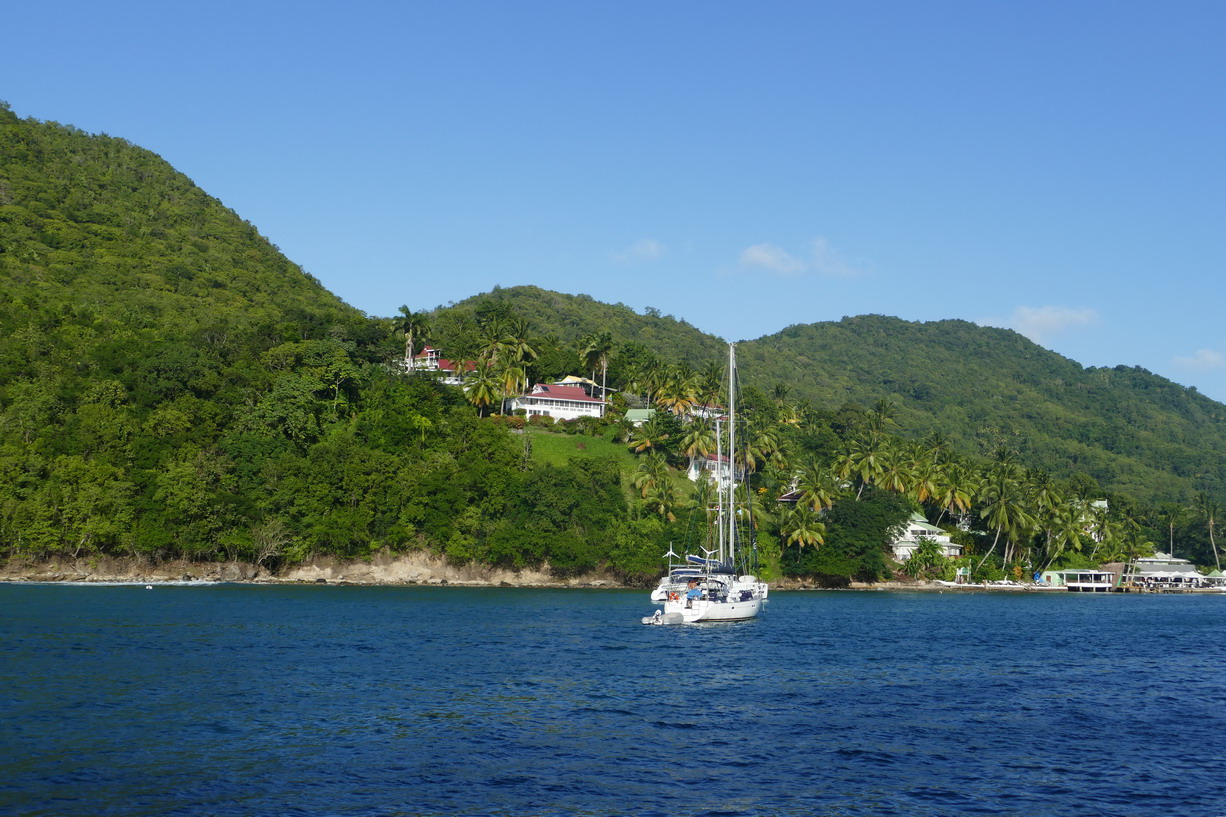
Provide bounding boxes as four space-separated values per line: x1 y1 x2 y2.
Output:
644 344 767 624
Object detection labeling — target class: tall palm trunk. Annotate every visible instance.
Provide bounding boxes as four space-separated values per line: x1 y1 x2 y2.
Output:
976 527 1003 573
1212 518 1220 571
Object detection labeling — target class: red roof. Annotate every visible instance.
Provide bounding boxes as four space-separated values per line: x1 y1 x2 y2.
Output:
412 348 475 372
523 384 605 404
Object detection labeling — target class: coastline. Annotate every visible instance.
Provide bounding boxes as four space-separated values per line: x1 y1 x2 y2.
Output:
0 553 1023 592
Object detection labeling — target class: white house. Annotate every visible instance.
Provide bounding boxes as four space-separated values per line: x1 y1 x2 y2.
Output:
890 513 963 562
687 453 733 489
510 383 606 421
1039 568 1119 592
410 346 472 385
1122 552 1204 590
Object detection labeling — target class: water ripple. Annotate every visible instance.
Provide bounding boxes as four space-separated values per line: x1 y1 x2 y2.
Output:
3 586 1226 815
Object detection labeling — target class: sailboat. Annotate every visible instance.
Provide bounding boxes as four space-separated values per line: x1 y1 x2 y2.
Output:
644 343 767 624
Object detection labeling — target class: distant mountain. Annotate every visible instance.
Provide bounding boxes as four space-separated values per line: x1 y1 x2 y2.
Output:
741 316 1226 501
465 288 1226 501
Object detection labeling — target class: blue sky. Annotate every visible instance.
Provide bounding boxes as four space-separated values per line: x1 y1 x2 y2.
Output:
4 1 1225 400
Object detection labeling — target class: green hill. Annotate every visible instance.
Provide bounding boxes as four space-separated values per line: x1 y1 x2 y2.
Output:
3 102 1223 580
740 316 1226 501
444 284 726 367
460 288 1226 502
0 102 361 337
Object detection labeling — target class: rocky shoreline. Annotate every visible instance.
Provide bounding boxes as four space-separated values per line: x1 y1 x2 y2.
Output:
0 552 947 592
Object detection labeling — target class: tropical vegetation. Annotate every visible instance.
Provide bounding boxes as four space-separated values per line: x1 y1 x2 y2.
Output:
3 103 1225 586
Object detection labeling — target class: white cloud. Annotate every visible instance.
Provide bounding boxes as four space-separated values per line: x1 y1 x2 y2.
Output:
996 305 1099 344
810 237 865 277
738 236 867 278
1173 348 1226 371
614 238 666 263
739 242 807 276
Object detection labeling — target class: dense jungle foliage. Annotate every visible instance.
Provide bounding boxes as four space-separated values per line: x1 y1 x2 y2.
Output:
3 105 1225 584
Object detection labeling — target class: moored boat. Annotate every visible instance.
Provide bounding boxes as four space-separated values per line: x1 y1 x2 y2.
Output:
645 343 766 624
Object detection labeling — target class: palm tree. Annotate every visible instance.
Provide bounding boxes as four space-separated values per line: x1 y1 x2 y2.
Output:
628 414 671 454
835 433 888 499
495 360 528 414
500 318 539 367
679 418 716 469
934 459 977 525
1025 469 1063 568
409 414 433 449
1040 500 1085 571
1196 492 1222 571
876 441 914 495
619 360 650 403
921 431 951 465
739 420 781 475
655 365 699 417
781 505 826 559
444 332 480 387
975 460 1036 572
698 360 724 412
476 322 506 367
1026 469 1062 518
1159 501 1189 558
734 482 771 532
1086 502 1116 560
909 456 942 506
643 478 678 523
578 331 614 399
392 306 429 371
463 365 501 417
795 459 841 512
634 452 677 521
866 397 899 436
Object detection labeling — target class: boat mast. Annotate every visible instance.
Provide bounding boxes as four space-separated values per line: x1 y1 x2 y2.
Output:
715 416 725 560
726 343 736 566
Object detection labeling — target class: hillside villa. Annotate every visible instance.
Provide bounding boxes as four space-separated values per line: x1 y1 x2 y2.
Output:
687 453 733 489
889 513 963 561
410 346 474 385
508 383 606 421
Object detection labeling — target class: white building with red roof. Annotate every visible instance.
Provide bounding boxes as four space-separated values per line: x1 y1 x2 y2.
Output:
687 453 733 488
510 382 606 421
411 346 474 385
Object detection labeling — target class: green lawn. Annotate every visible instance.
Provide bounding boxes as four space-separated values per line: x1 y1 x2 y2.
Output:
524 427 638 469
524 427 699 509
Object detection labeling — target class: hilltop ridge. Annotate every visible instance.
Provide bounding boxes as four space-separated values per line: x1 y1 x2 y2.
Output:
455 287 1226 501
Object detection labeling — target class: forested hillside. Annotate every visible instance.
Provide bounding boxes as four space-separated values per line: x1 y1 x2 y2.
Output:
4 104 1225 583
465 287 1226 502
0 107 648 578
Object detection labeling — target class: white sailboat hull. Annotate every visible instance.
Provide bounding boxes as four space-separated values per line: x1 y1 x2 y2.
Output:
663 594 762 622
640 343 768 625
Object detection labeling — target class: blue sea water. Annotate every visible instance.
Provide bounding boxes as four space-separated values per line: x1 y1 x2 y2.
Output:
2 585 1225 816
